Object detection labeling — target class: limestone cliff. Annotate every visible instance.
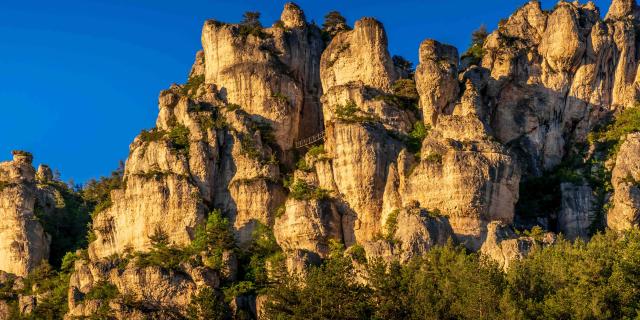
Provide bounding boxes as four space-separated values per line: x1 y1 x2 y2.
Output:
3 1 640 318
608 133 640 231
0 152 50 277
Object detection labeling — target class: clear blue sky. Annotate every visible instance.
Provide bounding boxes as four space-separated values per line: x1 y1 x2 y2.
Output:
0 0 612 183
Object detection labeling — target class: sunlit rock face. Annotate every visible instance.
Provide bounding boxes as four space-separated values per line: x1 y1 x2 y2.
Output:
0 152 50 277
608 133 640 231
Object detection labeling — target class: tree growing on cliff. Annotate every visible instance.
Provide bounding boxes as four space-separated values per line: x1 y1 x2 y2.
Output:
322 11 351 38
239 11 270 39
461 24 488 66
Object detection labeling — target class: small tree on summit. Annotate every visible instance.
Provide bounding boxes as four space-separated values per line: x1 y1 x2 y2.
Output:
461 24 488 67
241 11 262 29
239 11 270 39
322 10 351 38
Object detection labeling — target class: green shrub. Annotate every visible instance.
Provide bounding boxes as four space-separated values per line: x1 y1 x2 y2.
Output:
406 121 429 154
168 124 190 154
424 152 443 165
187 287 229 320
139 129 166 142
84 281 119 301
296 158 313 172
349 244 367 264
238 11 271 39
223 281 255 302
239 134 262 160
307 144 326 158
384 210 399 241
589 106 640 159
181 74 205 98
335 100 377 123
322 11 351 38
288 180 331 201
461 25 488 66
191 210 236 253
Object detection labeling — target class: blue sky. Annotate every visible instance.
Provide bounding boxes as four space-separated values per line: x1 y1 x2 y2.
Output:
0 0 612 183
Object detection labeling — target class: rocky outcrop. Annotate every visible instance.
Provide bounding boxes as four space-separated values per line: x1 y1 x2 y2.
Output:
479 0 639 174
607 133 640 231
410 42 521 250
480 221 554 270
0 152 50 277
67 255 220 319
415 40 459 125
201 3 325 150
274 198 342 260
362 207 453 263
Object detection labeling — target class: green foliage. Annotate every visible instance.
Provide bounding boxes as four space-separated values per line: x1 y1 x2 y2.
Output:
322 11 351 38
135 227 190 272
139 128 165 142
375 79 420 115
239 11 271 39
589 106 640 159
168 124 190 154
264 242 371 320
223 281 256 302
84 281 119 301
18 262 71 319
384 210 399 241
187 287 230 320
406 121 429 154
83 163 124 217
192 210 236 270
462 25 488 66
239 134 262 160
287 180 331 201
307 144 326 158
181 74 205 98
349 244 367 264
335 100 377 123
36 177 98 268
295 158 313 172
392 55 414 77
423 152 443 165
234 222 283 295
502 231 640 319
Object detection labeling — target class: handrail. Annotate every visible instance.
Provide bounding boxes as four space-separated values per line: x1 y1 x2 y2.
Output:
294 131 325 148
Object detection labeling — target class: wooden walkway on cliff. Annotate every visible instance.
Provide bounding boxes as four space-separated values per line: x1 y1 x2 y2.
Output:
294 131 325 149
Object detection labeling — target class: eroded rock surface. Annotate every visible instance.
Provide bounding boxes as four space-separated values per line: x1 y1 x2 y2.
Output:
0 152 50 277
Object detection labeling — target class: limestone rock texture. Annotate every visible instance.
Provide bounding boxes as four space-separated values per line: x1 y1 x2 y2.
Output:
201 2 325 150
480 0 639 174
559 182 597 240
410 42 521 250
66 255 219 319
0 152 50 277
608 133 640 231
480 221 555 270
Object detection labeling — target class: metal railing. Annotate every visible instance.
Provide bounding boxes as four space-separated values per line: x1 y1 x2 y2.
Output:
294 131 325 149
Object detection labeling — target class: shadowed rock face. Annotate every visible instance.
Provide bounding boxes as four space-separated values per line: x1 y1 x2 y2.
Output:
477 0 640 174
0 153 50 277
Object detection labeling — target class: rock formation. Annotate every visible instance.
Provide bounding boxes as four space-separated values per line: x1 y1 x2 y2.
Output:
2 0 640 318
608 133 640 231
0 152 50 277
